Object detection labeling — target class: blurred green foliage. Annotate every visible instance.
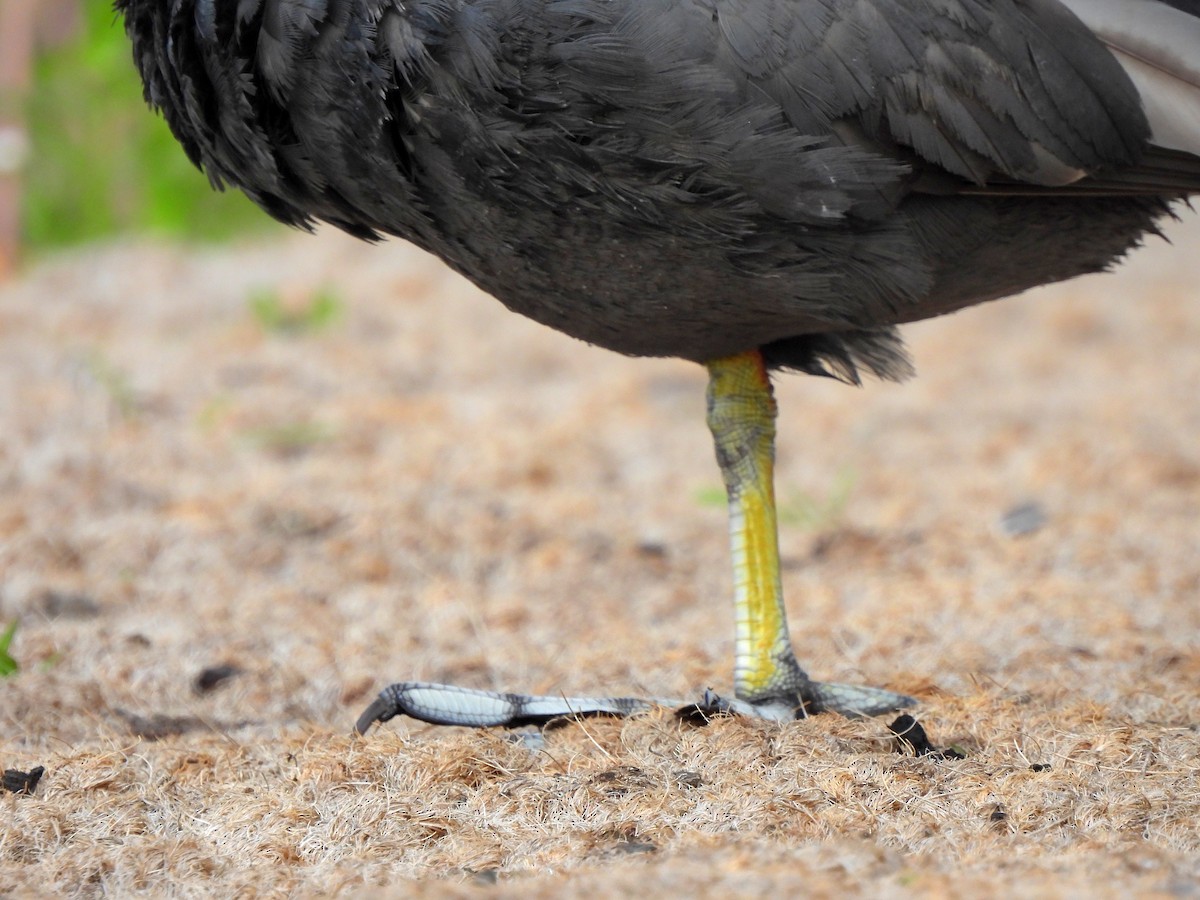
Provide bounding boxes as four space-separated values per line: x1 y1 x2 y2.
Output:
693 467 856 531
242 420 336 457
249 286 344 335
23 4 272 249
0 620 18 678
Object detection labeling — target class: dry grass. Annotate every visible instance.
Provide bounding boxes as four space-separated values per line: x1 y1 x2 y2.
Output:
2 217 1199 896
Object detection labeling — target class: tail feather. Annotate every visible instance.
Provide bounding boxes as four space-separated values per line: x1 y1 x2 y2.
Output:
959 147 1200 195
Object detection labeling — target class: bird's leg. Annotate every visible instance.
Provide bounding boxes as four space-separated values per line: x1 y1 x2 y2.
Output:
705 351 804 710
353 351 912 734
705 350 913 719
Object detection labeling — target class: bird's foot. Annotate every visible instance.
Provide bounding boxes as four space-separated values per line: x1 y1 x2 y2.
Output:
355 679 914 733
688 679 915 722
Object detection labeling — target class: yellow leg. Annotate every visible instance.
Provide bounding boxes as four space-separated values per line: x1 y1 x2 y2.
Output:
705 351 914 718
706 351 807 702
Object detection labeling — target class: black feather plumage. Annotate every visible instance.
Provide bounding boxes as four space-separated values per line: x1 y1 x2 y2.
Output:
116 0 1200 380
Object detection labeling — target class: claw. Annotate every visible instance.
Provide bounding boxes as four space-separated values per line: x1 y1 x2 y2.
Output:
355 696 403 734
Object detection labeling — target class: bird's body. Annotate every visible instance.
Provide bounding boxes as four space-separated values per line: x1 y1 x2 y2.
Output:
120 0 1198 374
119 0 1200 726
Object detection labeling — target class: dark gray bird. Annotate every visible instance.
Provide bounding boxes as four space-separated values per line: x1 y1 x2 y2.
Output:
117 0 1200 730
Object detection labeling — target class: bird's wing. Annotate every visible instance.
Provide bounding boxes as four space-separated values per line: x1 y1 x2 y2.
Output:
544 0 1147 182
735 0 1200 195
701 0 1150 186
541 0 1200 199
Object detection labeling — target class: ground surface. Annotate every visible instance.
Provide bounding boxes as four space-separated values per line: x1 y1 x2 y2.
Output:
1 217 1199 897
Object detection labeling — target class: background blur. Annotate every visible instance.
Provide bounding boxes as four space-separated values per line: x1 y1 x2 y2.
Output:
0 0 270 279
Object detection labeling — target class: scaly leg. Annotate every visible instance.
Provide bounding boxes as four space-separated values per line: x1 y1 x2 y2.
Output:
706 350 912 719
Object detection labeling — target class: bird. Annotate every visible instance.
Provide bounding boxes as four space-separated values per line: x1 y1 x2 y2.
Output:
116 0 1200 731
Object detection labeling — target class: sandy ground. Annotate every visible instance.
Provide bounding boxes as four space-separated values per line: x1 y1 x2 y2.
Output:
1 214 1199 896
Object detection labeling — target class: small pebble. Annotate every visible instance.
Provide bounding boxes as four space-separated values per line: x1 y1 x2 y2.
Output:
999 501 1047 537
38 591 100 619
3 766 44 795
195 664 241 694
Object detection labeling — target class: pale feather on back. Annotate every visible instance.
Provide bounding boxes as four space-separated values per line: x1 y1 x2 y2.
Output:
1058 0 1200 155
